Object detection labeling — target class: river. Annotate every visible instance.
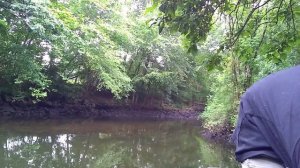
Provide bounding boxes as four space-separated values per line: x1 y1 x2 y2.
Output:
0 120 239 168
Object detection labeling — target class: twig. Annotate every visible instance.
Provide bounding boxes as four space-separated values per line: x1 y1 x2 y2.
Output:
288 0 297 40
230 0 272 47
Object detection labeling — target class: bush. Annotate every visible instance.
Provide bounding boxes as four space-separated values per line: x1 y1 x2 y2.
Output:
201 66 239 130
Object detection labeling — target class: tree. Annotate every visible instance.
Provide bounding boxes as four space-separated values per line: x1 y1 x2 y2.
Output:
146 0 300 128
0 0 133 100
0 0 208 110
151 0 299 50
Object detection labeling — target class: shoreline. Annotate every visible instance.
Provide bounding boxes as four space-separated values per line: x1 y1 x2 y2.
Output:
0 100 234 145
0 100 204 121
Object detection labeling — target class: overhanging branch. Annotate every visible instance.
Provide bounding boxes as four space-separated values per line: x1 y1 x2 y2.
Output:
0 1 11 10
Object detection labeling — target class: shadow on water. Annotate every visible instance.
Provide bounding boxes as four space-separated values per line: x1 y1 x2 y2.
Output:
0 120 240 168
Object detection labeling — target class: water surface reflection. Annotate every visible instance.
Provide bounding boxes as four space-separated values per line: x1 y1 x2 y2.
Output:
0 120 239 168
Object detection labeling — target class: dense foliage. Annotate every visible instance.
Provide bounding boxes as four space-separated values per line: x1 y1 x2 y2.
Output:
0 0 205 107
150 0 300 129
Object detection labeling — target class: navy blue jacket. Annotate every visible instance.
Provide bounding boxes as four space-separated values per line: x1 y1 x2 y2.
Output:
232 66 300 168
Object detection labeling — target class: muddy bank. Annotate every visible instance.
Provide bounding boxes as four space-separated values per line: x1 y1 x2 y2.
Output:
200 123 234 146
0 99 204 120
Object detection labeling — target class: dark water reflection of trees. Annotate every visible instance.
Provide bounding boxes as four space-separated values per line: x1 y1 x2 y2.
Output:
0 120 239 168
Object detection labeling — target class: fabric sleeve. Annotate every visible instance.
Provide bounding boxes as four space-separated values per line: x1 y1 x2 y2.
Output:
232 94 281 163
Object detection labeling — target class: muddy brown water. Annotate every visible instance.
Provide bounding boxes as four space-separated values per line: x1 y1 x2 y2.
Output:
0 119 240 168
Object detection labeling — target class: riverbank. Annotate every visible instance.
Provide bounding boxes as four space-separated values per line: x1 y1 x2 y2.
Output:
201 124 234 143
0 99 204 120
0 97 235 145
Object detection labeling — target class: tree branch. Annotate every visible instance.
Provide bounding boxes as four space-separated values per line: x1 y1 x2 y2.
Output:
288 0 297 40
0 1 11 10
230 0 272 47
275 0 284 24
253 23 268 59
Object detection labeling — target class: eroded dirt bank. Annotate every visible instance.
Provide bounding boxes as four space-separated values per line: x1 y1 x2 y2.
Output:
0 99 204 120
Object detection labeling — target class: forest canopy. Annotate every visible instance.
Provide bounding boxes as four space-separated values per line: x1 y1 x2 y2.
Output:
0 0 205 107
150 0 300 128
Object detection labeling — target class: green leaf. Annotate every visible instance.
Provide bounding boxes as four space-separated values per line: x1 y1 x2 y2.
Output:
0 19 8 35
145 2 158 14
